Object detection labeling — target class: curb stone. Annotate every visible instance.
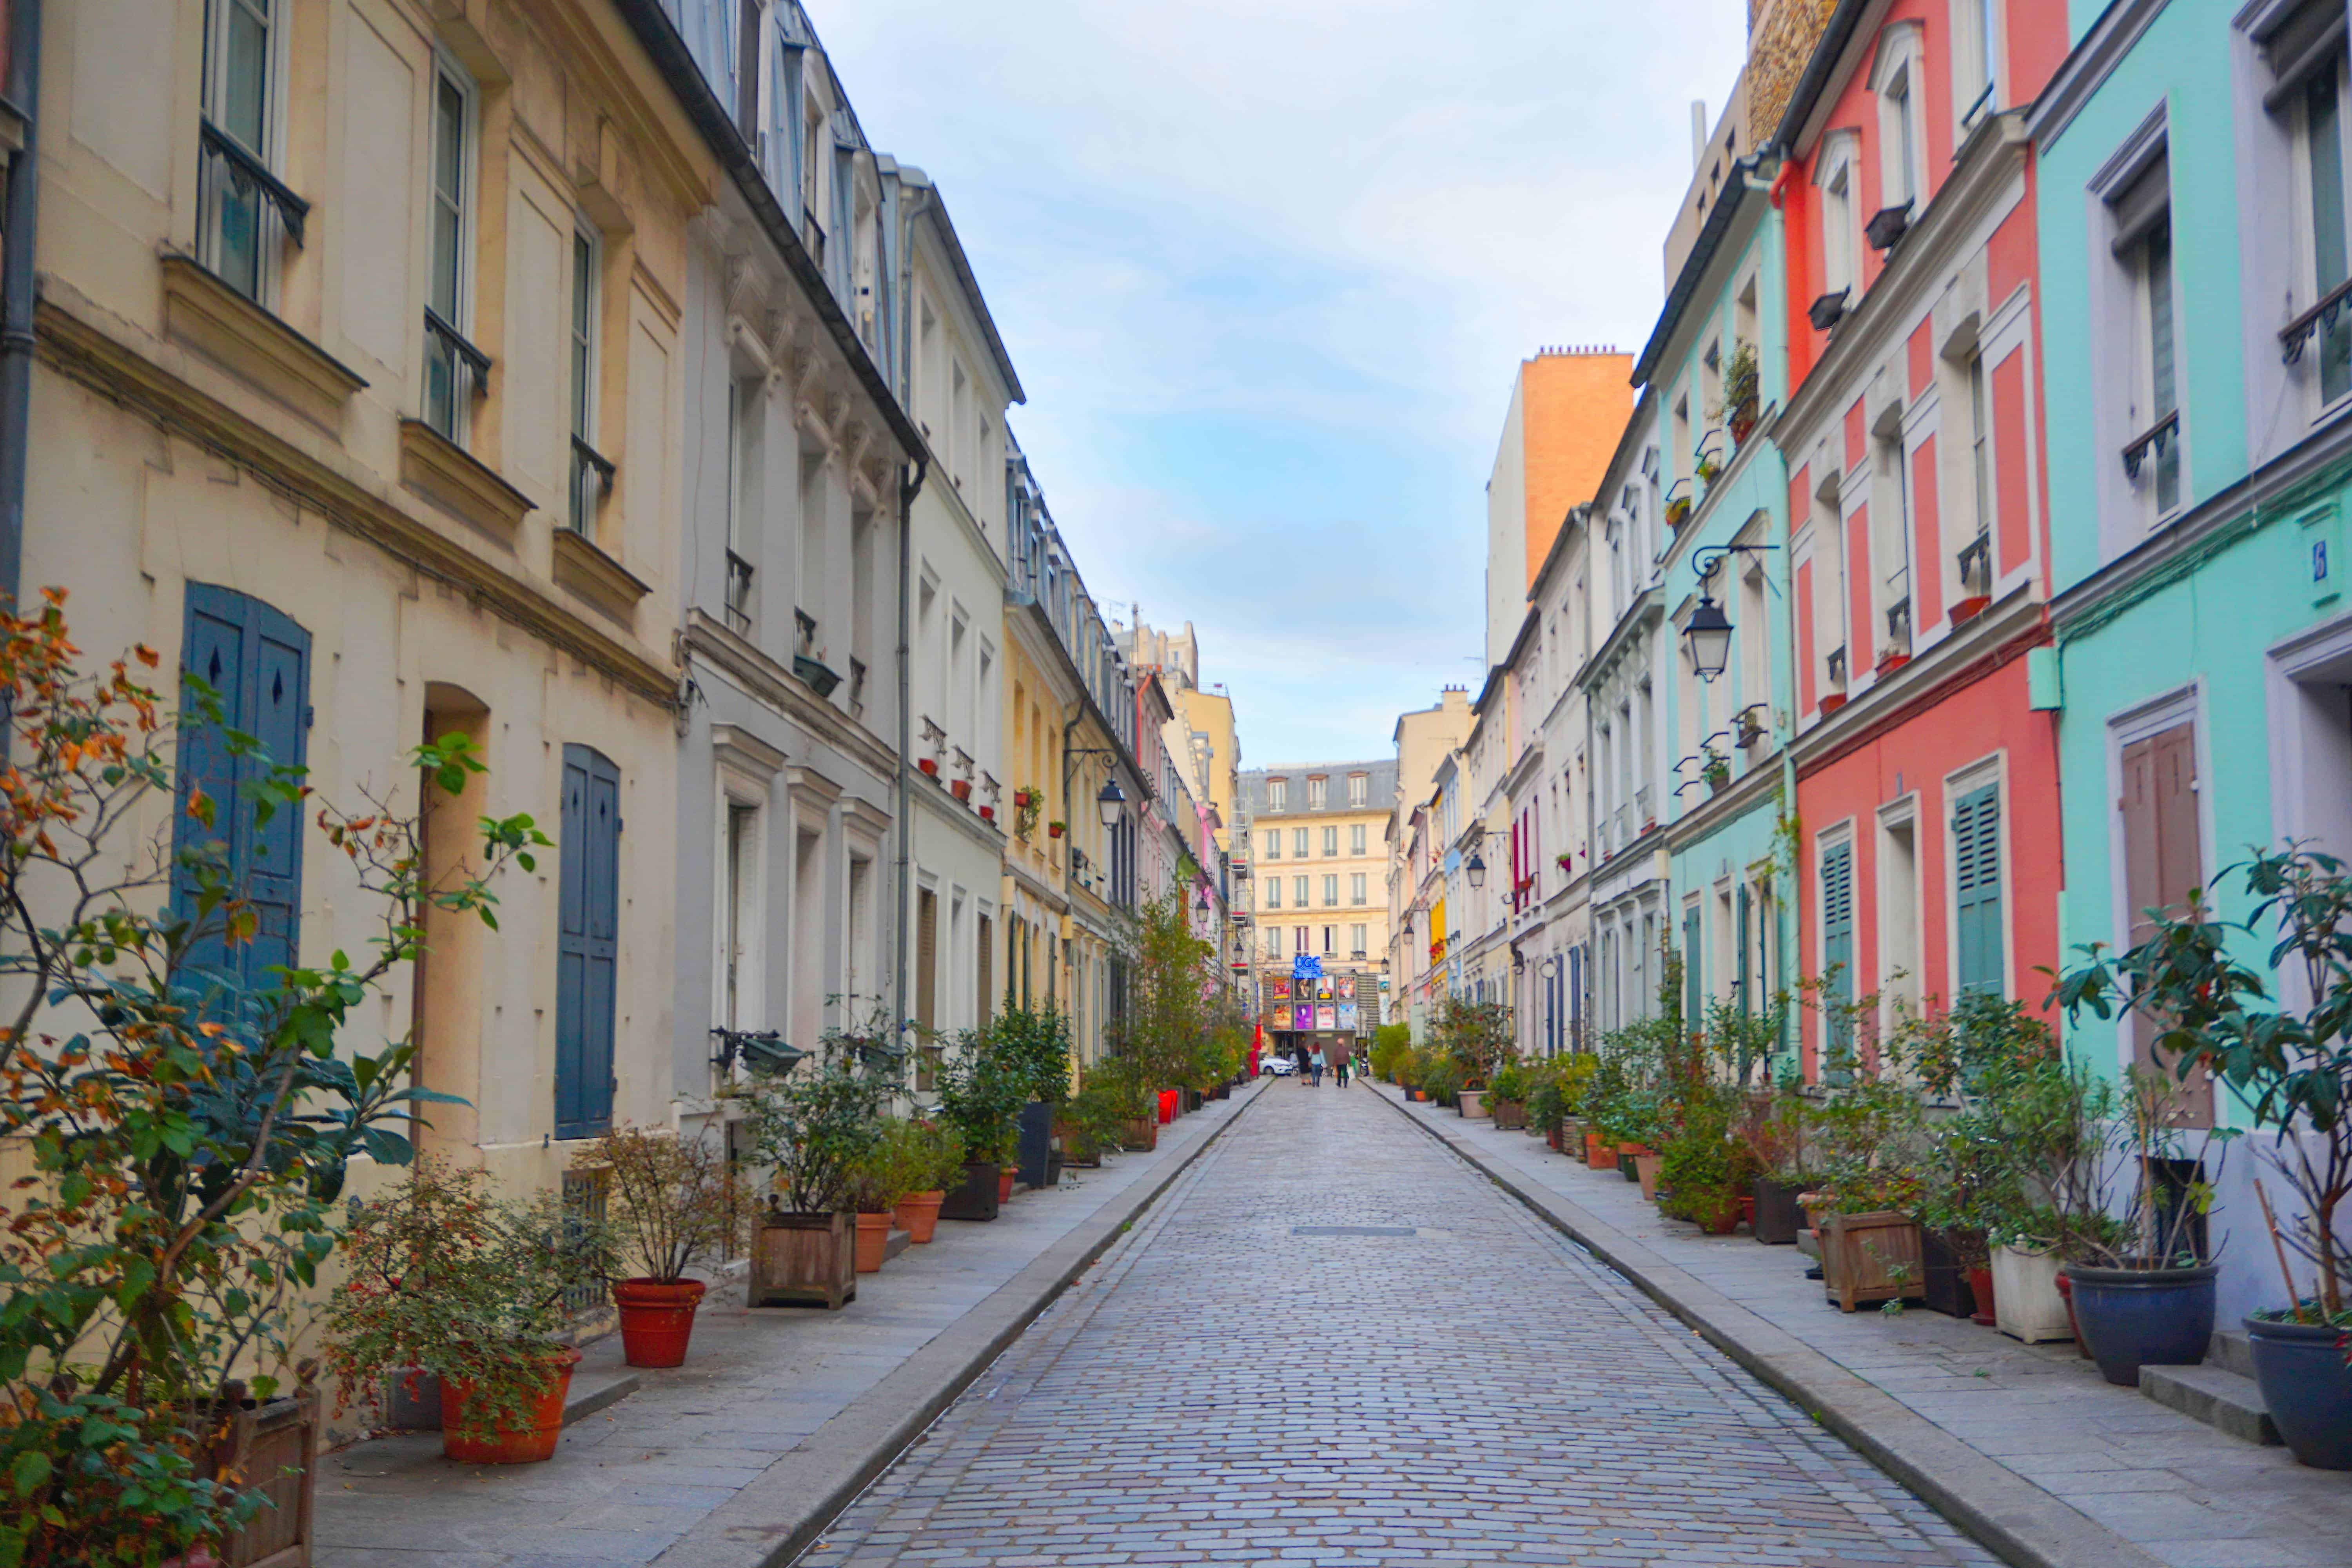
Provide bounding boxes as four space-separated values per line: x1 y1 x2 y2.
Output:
648 1080 1269 1568
1372 1085 2168 1568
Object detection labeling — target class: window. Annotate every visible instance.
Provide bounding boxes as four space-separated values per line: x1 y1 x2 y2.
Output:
1347 773 1368 807
1292 875 1308 909
1267 777 1287 812
719 801 757 1033
1350 924 1367 956
1350 873 1367 906
1265 829 1281 859
1322 827 1338 857
1293 828 1308 858
1350 824 1367 856
1307 777 1328 810
1819 142 1858 297
1954 0 2000 128
1967 350 1995 551
1874 419 1914 657
1293 926 1308 958
1321 926 1336 955
198 0 285 302
1951 784 2003 997
1879 58 1919 212
2112 152 2181 519
2303 56 2352 403
1322 875 1338 907
556 744 621 1139
569 229 610 535
1266 878 1281 910
174 584 310 991
423 61 484 444
1263 925 1280 957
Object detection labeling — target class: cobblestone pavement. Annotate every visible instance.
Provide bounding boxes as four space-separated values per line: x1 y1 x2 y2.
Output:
796 1082 1999 1567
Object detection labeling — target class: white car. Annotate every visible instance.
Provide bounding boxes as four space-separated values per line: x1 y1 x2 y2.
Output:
1259 1055 1296 1076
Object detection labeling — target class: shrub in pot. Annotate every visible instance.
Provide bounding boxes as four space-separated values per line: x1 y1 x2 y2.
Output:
1738 1064 1817 1246
892 1120 965 1241
585 1125 742 1367
0 622 543 1564
324 1159 614 1464
737 1021 900 1306
936 1031 1024 1222
2055 846 2352 1460
1488 1059 1531 1131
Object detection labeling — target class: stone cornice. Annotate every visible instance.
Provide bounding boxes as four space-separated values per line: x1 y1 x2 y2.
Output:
682 608 897 781
2028 0 2175 154
34 287 677 710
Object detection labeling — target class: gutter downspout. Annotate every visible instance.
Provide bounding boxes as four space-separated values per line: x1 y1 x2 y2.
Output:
0 0 43 627
890 180 932 1059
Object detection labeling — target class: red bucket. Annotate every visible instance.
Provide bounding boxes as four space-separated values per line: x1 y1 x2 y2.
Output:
1157 1089 1179 1125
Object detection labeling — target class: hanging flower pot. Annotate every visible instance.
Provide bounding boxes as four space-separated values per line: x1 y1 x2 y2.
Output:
612 1277 706 1368
440 1346 582 1465
1048 821 1066 838
978 805 995 822
1014 789 1034 808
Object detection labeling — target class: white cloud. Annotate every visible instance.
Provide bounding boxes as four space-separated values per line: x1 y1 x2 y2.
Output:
812 0 1748 759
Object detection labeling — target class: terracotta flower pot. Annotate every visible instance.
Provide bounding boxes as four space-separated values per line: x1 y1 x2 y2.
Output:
1586 1132 1618 1170
854 1212 894 1273
979 805 995 821
1697 1198 1741 1236
918 757 939 776
440 1346 581 1465
1633 1152 1664 1203
996 1167 1016 1203
950 779 973 802
894 1189 945 1243
612 1276 706 1368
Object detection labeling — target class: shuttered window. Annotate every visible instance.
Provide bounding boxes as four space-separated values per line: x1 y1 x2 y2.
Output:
976 914 993 1028
1682 906 1702 1026
174 584 310 995
1951 784 2004 997
916 888 938 1034
556 744 619 1139
1736 882 1753 1016
1820 842 1855 1080
2122 722 2214 1123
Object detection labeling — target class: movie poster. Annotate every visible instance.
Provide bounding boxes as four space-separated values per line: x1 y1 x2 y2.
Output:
1272 977 1291 1000
1339 1004 1359 1030
1292 1005 1316 1031
1316 1005 1337 1030
1338 977 1356 999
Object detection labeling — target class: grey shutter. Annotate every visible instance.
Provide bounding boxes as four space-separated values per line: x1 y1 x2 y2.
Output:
1820 842 1855 1082
556 744 619 1138
2109 150 2171 255
2263 0 2349 110
174 583 310 997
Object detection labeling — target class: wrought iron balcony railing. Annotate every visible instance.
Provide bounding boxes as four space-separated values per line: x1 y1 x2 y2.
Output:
197 118 309 303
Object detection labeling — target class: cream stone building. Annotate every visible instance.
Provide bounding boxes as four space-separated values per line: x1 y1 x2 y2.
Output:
1241 760 1396 1050
23 0 723 1205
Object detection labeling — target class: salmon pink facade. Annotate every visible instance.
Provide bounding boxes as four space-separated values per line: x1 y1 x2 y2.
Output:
1767 0 2070 1071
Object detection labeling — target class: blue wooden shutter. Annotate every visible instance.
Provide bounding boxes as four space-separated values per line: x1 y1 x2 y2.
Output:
556 744 620 1138
1952 784 2004 998
174 584 309 993
1682 905 1702 1026
1820 842 1854 1081
1736 882 1753 1016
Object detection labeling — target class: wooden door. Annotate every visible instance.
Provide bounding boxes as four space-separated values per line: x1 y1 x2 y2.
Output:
2120 722 2214 1125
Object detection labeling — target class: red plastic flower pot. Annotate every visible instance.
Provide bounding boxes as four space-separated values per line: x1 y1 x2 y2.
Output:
1968 1266 1997 1327
440 1346 581 1465
894 1190 945 1243
613 1277 706 1368
854 1212 894 1273
996 1167 1016 1203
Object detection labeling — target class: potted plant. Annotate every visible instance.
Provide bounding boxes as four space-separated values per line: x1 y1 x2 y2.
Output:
2056 847 2352 1462
1014 788 1034 808
936 1031 1025 1221
950 778 973 802
1664 494 1692 530
892 1120 964 1242
737 1020 899 1307
1721 339 1759 444
1700 748 1731 795
1488 1059 1530 1130
1802 1005 1930 1312
990 1005 1074 1188
584 1125 742 1368
1047 820 1066 839
325 1159 614 1465
918 755 940 777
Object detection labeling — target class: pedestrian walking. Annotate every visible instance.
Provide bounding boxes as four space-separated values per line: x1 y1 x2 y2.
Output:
1309 1045 1327 1087
1335 1053 1350 1087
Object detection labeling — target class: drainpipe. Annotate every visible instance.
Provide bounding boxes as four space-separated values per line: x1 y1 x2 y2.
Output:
890 178 933 1059
0 0 44 624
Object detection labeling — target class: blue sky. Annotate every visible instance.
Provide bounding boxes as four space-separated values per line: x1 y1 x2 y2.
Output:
813 0 1750 766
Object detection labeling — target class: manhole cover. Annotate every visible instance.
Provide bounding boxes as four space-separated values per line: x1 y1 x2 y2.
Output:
1291 1225 1416 1236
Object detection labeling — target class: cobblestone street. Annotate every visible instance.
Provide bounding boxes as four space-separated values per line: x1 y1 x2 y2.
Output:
798 1083 1998 1567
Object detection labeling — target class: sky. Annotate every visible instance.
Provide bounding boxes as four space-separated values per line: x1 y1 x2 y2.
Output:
812 0 1751 766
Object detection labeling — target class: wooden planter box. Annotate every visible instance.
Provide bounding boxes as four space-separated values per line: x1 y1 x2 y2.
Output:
749 1210 858 1308
1991 1242 2073 1344
1820 1211 1926 1312
198 1388 319 1568
939 1161 1002 1223
1121 1116 1159 1152
1490 1099 1526 1131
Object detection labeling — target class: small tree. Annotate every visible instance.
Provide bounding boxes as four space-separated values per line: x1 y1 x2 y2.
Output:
584 1126 743 1284
0 590 545 1563
739 1020 902 1214
1108 890 1215 1091
1429 995 1514 1089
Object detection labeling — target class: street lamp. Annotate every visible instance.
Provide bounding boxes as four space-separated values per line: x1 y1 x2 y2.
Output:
1685 593 1734 683
1465 852 1486 891
1096 778 1125 829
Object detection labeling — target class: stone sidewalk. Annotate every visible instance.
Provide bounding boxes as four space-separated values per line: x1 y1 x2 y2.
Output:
316 1083 1265 1568
1376 1083 2352 1568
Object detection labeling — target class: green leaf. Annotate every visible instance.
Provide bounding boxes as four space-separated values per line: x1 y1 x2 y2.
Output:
11 1450 49 1499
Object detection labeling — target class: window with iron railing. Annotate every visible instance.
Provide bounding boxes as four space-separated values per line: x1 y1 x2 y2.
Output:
724 550 755 634
198 0 306 304
422 65 488 445
1885 597 1913 660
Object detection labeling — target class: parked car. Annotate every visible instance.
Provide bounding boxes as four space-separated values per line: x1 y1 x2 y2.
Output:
1259 1055 1296 1077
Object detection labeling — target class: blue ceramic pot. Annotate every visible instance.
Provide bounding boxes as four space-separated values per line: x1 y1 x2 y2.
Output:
2063 1264 2216 1387
2247 1315 2352 1470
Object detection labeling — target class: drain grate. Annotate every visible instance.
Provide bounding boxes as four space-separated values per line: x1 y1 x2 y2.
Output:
1291 1225 1417 1237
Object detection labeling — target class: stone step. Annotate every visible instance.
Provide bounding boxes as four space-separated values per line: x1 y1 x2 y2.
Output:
884 1227 913 1263
565 1367 642 1424
2139 1361 2279 1446
2211 1328 2255 1379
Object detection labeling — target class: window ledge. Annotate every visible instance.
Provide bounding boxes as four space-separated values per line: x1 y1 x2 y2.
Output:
399 418 533 543
553 525 652 619
159 252 367 429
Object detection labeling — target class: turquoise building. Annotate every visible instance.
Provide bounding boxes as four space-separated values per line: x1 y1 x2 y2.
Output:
2034 0 2352 1323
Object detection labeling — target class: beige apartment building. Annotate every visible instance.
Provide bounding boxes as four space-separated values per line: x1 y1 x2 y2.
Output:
1241 761 1396 1038
24 0 713 1208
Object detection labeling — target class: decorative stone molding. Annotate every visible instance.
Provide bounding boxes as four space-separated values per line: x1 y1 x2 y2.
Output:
552 525 652 620
398 418 534 544
158 254 367 431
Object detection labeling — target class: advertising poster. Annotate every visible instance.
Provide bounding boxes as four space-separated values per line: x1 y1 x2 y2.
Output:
1316 1005 1337 1030
1339 977 1356 999
1318 978 1335 1000
1292 1005 1316 1031
1272 977 1291 1000
1339 1004 1359 1030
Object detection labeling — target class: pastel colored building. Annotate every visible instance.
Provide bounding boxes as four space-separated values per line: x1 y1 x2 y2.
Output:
1486 347 1636 666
